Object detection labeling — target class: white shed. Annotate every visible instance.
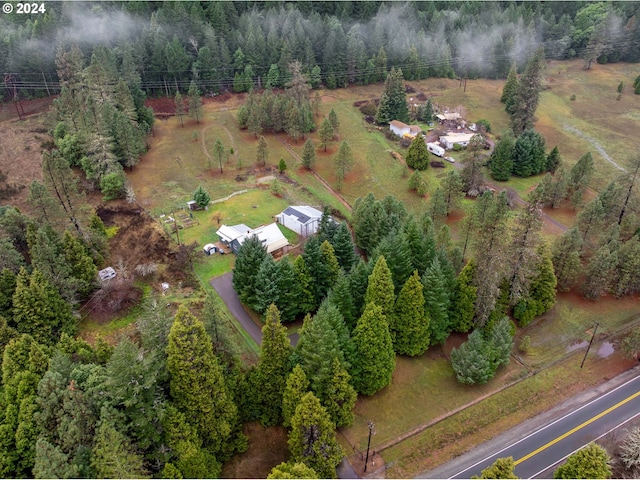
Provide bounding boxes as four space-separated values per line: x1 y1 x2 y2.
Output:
276 205 324 237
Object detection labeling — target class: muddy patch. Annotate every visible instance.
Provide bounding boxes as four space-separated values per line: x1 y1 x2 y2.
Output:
597 341 615 358
567 340 589 353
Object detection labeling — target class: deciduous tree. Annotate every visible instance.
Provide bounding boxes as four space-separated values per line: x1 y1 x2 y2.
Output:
553 443 611 479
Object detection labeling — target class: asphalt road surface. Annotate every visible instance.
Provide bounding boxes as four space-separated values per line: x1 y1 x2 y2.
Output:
421 366 640 479
210 271 299 347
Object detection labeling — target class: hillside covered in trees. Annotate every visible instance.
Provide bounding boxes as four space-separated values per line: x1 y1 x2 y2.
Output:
3 1 640 99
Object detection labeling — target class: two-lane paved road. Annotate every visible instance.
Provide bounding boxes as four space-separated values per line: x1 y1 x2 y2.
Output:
421 367 640 479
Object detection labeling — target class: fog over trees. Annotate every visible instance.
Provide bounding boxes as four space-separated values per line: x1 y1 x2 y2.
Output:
3 1 640 98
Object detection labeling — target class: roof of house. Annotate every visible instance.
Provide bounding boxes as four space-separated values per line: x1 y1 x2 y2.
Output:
218 223 289 254
439 132 476 143
280 206 323 225
408 125 421 133
216 224 246 243
436 112 462 121
249 223 289 253
390 120 409 129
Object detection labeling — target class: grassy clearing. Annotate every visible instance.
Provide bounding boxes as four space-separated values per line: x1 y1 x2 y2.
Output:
382 351 635 478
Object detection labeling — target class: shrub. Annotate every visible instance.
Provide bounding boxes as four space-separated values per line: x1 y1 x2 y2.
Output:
271 179 283 196
385 130 401 141
359 102 377 117
476 119 491 133
518 335 531 354
278 158 287 173
100 171 126 201
399 137 412 148
430 161 445 168
452 144 463 151
570 94 576 101
617 82 624 93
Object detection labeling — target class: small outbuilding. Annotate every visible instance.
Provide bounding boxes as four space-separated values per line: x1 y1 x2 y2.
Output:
98 267 116 282
276 205 325 237
389 120 422 139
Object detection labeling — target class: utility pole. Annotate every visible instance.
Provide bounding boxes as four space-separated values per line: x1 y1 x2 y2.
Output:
364 420 375 473
580 322 600 368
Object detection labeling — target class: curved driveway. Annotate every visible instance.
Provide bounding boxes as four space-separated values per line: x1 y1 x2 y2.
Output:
210 272 299 347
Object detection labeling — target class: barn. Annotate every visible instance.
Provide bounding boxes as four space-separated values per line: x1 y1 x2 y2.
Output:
276 205 325 237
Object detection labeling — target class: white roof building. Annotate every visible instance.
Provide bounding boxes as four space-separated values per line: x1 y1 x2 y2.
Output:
439 132 477 149
216 223 289 255
389 120 422 139
276 205 325 237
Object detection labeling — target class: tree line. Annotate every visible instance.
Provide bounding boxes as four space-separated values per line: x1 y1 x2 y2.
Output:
3 2 640 99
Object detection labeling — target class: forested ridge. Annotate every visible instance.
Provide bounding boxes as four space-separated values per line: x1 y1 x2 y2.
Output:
3 1 640 98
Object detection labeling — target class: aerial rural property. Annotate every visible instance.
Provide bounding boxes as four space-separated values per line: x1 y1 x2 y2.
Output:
1 1 640 479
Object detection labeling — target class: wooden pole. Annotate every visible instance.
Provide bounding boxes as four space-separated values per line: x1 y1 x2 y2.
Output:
580 322 599 368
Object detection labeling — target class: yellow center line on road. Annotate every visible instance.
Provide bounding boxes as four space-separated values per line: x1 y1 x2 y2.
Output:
514 390 640 466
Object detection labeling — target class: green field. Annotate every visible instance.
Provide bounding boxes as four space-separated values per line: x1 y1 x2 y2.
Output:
125 59 640 476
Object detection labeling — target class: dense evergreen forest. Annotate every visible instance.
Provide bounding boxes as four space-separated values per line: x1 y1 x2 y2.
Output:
2 2 640 478
3 1 640 99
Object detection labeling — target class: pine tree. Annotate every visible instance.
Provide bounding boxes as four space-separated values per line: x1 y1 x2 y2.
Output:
12 268 75 345
364 256 395 318
288 392 343 479
316 299 356 374
302 139 316 169
166 305 237 453
546 145 561 173
351 303 395 395
347 258 373 317
451 328 494 385
326 272 357 330
501 63 518 107
422 257 452 346
510 47 545 136
294 310 344 402
187 80 202 123
90 420 148 478
390 271 429 356
193 185 210 209
403 216 435 276
576 197 606 247
293 256 316 315
282 365 310 428
489 132 515 181
334 141 354 191
233 235 268 308
582 244 618 300
405 135 430 170
213 138 225 173
513 244 557 327
328 108 339 131
62 231 97 299
612 236 640 297
373 231 413 294
253 256 280 314
512 130 546 177
302 236 332 307
255 304 292 426
552 228 583 292
568 152 594 207
27 180 65 230
256 135 268 165
174 91 186 127
375 68 409 124
330 223 356 270
323 358 356 427
449 260 478 333
441 170 465 214
319 118 334 152
320 241 340 287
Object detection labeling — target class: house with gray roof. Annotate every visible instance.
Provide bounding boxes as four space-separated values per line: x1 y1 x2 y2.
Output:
276 205 325 237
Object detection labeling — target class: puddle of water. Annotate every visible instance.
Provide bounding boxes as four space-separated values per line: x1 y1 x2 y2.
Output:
597 342 615 358
567 341 589 353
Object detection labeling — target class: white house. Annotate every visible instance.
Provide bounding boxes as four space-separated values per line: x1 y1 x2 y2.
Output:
276 205 325 237
216 223 289 255
439 132 477 149
427 142 445 157
389 120 421 139
435 112 461 122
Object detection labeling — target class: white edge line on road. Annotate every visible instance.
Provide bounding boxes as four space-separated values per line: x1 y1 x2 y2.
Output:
528 409 640 478
448 374 640 479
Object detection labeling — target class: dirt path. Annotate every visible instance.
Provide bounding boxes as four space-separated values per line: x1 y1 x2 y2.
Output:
201 123 236 167
276 136 353 212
